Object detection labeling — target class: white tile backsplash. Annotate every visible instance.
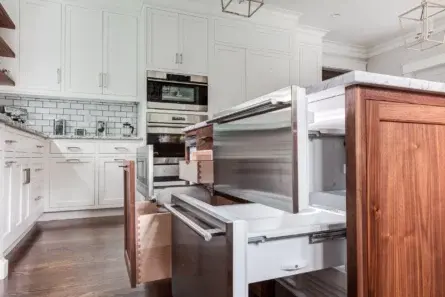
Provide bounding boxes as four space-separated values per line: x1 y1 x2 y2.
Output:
1 96 138 136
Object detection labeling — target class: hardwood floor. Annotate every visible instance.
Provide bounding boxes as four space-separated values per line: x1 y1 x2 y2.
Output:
0 223 169 297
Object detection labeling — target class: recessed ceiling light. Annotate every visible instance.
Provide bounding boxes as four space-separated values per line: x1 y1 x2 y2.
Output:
331 13 341 18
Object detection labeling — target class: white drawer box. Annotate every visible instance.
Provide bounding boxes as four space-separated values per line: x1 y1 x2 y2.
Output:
50 141 96 154
98 142 140 154
247 234 346 283
179 161 213 184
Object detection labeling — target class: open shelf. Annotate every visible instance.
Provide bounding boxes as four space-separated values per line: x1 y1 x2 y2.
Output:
0 36 14 58
0 4 15 29
0 71 15 86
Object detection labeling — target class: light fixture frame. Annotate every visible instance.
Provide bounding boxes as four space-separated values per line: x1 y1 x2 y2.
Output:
221 0 265 18
399 0 445 51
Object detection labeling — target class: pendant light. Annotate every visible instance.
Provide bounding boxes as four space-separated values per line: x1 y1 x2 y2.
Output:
221 0 264 18
399 0 445 51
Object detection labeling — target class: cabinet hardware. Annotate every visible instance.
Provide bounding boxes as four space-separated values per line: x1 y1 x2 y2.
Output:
23 168 31 185
119 165 128 168
5 161 17 167
281 263 307 272
35 196 43 201
67 146 81 150
175 53 179 64
114 159 125 162
114 147 128 150
57 68 61 84
5 140 17 144
309 230 346 244
180 53 183 64
99 73 103 87
103 73 108 88
36 145 44 148
35 168 43 172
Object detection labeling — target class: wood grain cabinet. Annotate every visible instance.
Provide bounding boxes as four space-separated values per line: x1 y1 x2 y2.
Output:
347 86 445 297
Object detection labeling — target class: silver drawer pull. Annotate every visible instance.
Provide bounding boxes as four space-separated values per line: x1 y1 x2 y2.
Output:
57 159 89 164
36 145 44 148
114 159 125 162
35 168 44 172
5 140 17 144
67 146 81 150
164 204 222 242
5 161 17 167
35 196 43 201
114 147 128 150
281 263 307 272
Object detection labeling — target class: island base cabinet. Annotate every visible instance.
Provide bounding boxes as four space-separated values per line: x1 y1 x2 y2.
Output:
347 86 445 297
49 158 95 209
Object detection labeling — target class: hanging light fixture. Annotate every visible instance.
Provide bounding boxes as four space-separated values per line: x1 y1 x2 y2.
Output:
399 0 445 51
221 0 264 18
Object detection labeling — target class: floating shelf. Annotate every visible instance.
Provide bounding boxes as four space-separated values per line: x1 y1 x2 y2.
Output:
0 4 15 29
0 71 15 86
0 36 14 58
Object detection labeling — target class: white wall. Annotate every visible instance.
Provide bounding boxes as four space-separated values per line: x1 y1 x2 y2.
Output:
368 43 445 77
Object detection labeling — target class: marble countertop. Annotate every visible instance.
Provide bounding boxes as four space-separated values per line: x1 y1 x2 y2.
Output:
0 114 47 138
49 135 143 141
307 70 445 95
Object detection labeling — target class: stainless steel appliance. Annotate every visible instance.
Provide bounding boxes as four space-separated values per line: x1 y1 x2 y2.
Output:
147 71 208 112
137 112 208 200
53 119 67 135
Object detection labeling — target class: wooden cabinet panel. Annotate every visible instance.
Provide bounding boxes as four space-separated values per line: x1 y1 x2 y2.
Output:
103 12 138 97
346 86 445 297
19 0 62 91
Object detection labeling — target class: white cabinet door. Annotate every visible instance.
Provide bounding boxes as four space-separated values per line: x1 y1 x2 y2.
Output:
179 14 208 75
49 158 95 208
98 157 133 207
30 161 44 219
298 44 322 87
246 50 291 100
147 9 179 71
65 5 103 94
19 0 62 91
210 44 246 115
103 12 138 97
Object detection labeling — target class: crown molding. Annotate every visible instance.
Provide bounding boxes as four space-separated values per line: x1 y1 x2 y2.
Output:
367 36 405 58
323 40 368 60
296 25 329 39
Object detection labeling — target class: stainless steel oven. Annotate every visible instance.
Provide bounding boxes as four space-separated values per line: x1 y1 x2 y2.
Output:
147 71 208 112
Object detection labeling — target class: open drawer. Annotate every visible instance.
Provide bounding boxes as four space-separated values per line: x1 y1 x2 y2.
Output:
179 160 213 184
124 161 172 288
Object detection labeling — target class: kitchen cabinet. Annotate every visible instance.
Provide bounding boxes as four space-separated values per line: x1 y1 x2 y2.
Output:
98 157 135 207
246 50 290 100
49 158 95 208
65 5 103 95
298 44 322 87
19 0 62 91
103 12 138 97
147 8 208 75
210 44 246 115
66 6 138 98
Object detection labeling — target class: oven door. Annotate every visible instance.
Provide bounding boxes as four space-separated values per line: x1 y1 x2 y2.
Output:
147 79 208 112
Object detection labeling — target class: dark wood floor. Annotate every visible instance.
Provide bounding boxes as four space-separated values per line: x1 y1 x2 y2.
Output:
0 223 156 297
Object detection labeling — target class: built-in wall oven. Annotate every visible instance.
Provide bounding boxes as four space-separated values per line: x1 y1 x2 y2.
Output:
137 112 208 200
147 71 208 112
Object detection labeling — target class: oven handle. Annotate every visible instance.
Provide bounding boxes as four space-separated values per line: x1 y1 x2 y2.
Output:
164 204 217 242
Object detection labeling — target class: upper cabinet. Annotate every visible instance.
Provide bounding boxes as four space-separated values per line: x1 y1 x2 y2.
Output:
65 6 138 99
19 0 62 91
147 8 208 75
103 12 138 97
65 5 103 95
298 44 322 87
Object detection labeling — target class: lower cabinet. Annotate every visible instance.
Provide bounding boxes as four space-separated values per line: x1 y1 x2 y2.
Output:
49 157 96 208
98 156 135 207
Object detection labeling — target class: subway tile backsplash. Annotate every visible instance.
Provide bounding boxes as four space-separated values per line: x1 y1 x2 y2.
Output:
0 96 138 136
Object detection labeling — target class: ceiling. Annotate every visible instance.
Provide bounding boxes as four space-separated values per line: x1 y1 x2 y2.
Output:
266 0 425 47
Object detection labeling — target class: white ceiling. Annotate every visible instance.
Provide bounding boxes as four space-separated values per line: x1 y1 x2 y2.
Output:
266 0 424 47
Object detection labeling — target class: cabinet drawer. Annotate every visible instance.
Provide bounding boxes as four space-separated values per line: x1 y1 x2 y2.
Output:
50 141 96 154
30 138 46 154
247 234 346 283
98 142 139 154
179 160 213 184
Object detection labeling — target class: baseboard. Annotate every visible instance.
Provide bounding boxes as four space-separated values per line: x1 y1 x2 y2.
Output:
39 208 123 222
5 223 41 275
0 258 8 280
38 215 124 230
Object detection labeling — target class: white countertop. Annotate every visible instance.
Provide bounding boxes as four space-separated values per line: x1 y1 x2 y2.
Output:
0 114 47 138
49 135 143 141
307 70 445 95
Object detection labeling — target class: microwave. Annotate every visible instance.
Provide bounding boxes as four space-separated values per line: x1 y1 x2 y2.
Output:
147 71 208 112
